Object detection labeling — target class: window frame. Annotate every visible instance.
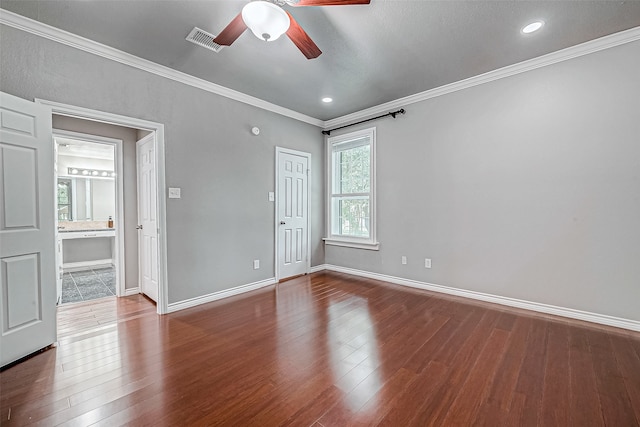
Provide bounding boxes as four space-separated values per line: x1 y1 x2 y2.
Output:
324 127 379 250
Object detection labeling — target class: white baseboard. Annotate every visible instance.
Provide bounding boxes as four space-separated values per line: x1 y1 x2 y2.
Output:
63 259 113 272
123 287 140 296
167 278 276 313
309 264 328 273
320 265 640 332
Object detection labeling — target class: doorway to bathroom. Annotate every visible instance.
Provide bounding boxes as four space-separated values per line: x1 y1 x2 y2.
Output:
38 98 169 315
54 130 123 304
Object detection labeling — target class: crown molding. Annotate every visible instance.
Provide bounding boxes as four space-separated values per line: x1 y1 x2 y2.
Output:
324 25 640 130
3 9 639 131
0 9 324 128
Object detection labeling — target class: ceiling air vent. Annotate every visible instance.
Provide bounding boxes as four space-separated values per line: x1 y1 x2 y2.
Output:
186 27 224 53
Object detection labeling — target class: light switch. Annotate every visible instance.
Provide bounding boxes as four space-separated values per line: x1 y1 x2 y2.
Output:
168 187 181 199
268 192 275 202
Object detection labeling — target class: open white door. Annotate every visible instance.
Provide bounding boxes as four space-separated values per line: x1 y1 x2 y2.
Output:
54 141 62 304
136 134 158 302
0 92 57 367
276 148 310 280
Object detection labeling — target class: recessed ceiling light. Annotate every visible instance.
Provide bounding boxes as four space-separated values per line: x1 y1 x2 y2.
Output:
522 21 544 34
322 97 333 103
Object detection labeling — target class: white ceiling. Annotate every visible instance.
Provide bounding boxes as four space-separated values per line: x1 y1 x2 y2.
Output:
55 137 114 160
2 1 640 121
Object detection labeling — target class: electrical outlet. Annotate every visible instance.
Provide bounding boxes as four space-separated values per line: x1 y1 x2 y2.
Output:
253 259 260 270
401 256 407 265
425 258 432 268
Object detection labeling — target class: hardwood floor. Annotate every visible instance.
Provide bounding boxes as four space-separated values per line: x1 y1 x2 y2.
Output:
1 271 639 426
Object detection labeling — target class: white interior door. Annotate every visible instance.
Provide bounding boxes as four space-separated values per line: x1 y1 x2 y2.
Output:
277 148 310 280
54 141 62 304
0 92 57 367
137 134 158 302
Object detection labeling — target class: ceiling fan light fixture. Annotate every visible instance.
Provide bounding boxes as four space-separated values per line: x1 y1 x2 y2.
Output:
242 1 291 42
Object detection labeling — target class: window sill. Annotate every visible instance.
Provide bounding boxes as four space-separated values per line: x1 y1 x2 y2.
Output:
323 238 380 251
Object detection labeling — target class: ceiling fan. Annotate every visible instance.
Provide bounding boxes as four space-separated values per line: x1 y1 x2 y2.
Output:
213 0 371 59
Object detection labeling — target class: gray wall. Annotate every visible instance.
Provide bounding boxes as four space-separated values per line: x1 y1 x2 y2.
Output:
1 24 325 304
326 40 640 322
54 116 139 289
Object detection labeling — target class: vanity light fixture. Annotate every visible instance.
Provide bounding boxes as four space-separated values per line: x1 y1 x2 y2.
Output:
68 167 115 177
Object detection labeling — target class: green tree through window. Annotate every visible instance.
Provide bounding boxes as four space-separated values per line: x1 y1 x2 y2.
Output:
57 178 72 221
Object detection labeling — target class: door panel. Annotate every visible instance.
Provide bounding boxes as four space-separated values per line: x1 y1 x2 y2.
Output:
277 150 309 280
2 254 40 330
137 135 158 302
0 92 56 367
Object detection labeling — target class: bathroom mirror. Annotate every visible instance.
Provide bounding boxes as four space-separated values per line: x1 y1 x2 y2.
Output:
56 137 116 222
57 176 115 221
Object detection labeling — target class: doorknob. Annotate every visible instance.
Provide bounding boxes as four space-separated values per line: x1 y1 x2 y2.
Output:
136 225 143 230
280 221 286 225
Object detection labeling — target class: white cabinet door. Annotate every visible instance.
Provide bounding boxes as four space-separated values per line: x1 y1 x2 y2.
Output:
0 92 57 367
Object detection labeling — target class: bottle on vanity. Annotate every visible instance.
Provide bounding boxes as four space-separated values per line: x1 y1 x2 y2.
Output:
108 216 114 228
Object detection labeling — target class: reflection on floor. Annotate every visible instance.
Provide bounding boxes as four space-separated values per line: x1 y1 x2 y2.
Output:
61 267 116 304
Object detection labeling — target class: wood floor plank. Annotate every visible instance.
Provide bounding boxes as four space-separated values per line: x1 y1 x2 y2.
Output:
1 273 638 426
540 321 571 426
568 325 605 426
514 317 550 426
609 334 640 425
415 309 501 426
476 316 532 424
588 329 639 426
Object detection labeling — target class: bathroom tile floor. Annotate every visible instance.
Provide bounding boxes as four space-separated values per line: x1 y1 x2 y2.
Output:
61 267 116 304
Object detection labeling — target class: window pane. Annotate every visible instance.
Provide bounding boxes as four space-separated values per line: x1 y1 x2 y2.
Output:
57 179 72 221
334 143 370 194
58 180 70 204
334 197 370 238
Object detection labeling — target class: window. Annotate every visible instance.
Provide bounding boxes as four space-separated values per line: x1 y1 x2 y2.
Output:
57 178 73 221
325 127 378 250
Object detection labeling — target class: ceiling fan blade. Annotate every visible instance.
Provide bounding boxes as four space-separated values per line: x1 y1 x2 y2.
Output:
293 0 370 6
212 12 247 46
286 12 322 59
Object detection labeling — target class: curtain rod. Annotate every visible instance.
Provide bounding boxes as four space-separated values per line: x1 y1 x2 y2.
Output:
321 109 406 136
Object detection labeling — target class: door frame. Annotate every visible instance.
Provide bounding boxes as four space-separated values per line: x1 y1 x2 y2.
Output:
53 129 125 299
35 99 169 314
274 147 311 281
